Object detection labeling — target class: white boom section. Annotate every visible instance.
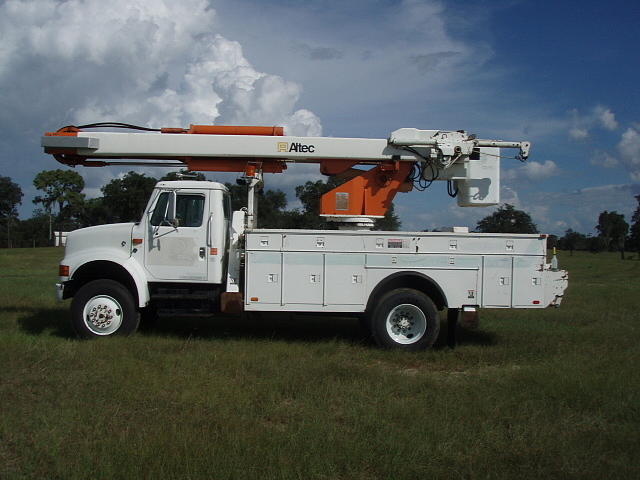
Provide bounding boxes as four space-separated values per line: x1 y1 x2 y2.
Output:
45 131 419 162
42 128 531 207
42 128 529 164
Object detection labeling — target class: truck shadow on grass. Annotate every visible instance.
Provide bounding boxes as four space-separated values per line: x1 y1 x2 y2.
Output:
141 313 497 348
142 313 369 346
12 307 76 338
12 307 496 348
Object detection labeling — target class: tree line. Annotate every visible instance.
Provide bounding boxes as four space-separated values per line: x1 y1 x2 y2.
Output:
2 170 639 259
472 202 640 260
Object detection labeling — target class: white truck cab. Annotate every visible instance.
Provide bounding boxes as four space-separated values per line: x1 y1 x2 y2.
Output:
132 180 230 285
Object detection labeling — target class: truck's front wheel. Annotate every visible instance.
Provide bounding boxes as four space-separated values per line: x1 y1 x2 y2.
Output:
71 279 139 339
370 288 440 351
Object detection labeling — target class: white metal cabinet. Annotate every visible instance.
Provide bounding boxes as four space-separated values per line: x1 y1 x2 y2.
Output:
512 256 544 307
324 253 365 305
481 256 513 307
244 230 560 312
282 253 324 305
246 251 282 304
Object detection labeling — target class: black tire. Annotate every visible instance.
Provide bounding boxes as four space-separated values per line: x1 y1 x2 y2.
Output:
370 288 440 351
71 279 140 339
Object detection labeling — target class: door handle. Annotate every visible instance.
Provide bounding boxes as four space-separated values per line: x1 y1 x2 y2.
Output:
199 247 206 258
206 213 213 246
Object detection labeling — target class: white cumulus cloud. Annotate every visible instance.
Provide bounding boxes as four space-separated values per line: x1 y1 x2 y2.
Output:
0 0 322 211
595 106 618 130
0 0 321 134
521 160 560 180
618 127 640 181
503 160 560 182
590 152 619 168
568 105 618 140
569 127 589 140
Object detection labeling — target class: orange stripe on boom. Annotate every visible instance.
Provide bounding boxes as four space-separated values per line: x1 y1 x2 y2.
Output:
182 125 284 136
45 126 80 136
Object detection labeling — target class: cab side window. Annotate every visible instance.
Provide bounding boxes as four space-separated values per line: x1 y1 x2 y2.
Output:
150 192 169 226
175 194 205 227
149 192 205 227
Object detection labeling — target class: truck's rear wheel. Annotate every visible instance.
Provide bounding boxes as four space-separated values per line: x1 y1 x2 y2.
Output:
370 288 440 350
71 279 139 338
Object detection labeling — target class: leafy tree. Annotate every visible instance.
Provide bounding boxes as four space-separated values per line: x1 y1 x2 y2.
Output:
475 204 538 234
33 169 85 240
294 178 341 230
373 203 401 231
101 171 157 222
58 190 88 230
224 182 298 228
225 182 247 212
559 228 587 255
596 210 629 259
78 197 118 228
629 195 640 260
258 189 294 228
0 176 23 248
13 211 51 248
33 169 85 216
0 176 22 218
587 234 607 253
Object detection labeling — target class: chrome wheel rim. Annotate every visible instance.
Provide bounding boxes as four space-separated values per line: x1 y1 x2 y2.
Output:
385 304 427 345
82 295 123 335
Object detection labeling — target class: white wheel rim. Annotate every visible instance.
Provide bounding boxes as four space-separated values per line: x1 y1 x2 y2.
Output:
82 295 123 335
385 303 427 345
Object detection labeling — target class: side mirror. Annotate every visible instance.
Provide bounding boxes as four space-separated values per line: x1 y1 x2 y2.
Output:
164 191 178 227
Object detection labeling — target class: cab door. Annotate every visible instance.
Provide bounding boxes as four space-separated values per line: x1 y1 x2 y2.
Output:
144 189 209 281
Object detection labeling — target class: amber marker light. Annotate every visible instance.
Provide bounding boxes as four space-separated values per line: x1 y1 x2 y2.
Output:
59 265 70 277
132 238 143 245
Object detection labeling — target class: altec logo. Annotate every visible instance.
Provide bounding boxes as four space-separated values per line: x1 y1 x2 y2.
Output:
277 142 315 153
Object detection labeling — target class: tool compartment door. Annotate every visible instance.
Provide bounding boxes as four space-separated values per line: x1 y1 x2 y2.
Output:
512 256 545 307
481 256 513 307
282 252 324 305
246 251 282 304
325 253 365 305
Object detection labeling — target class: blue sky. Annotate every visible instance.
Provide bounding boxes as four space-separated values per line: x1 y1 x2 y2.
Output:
1 0 639 234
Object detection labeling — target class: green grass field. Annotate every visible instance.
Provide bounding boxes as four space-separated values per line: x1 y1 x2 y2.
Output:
1 248 639 479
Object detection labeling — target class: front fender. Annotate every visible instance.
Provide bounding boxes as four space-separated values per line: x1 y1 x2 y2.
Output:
63 248 150 308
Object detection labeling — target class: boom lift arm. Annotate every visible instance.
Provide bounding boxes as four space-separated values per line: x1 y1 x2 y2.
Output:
42 123 531 228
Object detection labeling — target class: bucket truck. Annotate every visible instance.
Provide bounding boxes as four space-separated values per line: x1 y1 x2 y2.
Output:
42 123 567 350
